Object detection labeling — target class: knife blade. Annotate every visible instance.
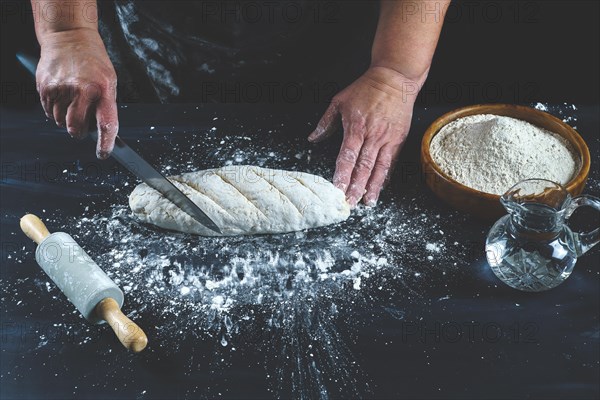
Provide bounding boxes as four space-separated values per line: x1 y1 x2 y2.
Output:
17 52 222 234
90 132 222 234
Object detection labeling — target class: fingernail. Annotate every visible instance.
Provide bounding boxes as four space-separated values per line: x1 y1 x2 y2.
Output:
364 197 377 207
307 132 317 142
347 196 358 208
96 150 109 160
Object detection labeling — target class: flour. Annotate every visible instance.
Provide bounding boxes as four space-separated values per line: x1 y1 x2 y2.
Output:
429 114 579 195
3 103 592 399
425 242 442 253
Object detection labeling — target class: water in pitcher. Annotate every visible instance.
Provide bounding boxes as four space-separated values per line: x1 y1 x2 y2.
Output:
485 179 600 292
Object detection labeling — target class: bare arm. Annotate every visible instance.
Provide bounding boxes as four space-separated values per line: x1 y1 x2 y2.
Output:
309 0 449 207
31 0 119 159
31 0 98 36
372 0 449 84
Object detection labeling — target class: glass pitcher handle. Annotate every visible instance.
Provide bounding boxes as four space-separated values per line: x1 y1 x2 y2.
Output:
564 194 600 256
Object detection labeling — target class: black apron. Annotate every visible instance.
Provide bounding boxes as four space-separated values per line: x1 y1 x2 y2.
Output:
97 0 378 103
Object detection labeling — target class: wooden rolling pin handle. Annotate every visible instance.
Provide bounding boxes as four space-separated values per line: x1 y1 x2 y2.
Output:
20 214 51 244
95 298 148 353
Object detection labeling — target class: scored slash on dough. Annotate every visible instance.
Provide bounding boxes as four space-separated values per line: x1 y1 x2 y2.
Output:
128 165 351 236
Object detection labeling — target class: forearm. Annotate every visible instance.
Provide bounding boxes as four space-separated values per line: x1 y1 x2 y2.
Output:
371 0 450 85
31 0 99 44
32 0 118 159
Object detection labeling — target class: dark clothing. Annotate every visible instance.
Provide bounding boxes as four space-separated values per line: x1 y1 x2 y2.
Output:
98 0 378 103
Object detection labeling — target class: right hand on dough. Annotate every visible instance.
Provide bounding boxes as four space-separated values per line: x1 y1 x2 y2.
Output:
36 28 118 159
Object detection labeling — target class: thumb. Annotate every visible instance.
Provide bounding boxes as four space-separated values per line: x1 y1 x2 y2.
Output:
95 97 119 160
308 102 341 143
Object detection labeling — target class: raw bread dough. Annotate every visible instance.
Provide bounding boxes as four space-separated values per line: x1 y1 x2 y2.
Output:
128 165 351 236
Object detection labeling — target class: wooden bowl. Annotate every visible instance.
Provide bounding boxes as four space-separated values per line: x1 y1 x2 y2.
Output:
420 104 591 220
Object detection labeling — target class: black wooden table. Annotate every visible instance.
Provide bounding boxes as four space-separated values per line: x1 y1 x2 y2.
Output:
1 103 598 399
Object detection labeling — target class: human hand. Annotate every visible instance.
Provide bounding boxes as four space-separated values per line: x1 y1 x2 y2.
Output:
308 66 421 207
36 28 118 159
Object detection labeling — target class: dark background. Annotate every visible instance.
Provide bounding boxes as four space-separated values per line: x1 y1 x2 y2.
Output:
1 2 599 399
1 0 599 108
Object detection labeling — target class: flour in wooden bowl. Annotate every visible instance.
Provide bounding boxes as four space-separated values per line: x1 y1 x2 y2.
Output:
429 114 579 195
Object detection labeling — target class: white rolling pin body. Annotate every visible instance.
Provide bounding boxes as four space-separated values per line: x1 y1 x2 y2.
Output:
35 232 124 324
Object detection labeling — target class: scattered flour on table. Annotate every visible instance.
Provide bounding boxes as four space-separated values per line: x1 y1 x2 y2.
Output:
430 114 579 195
426 242 442 253
2 103 593 398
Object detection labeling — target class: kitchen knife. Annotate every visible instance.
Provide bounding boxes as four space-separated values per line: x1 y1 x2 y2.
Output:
89 131 222 234
17 53 222 234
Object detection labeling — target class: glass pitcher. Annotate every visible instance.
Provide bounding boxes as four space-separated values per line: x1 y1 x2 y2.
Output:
485 179 600 292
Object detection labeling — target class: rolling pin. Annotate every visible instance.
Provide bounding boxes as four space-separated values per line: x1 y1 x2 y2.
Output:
20 214 148 353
